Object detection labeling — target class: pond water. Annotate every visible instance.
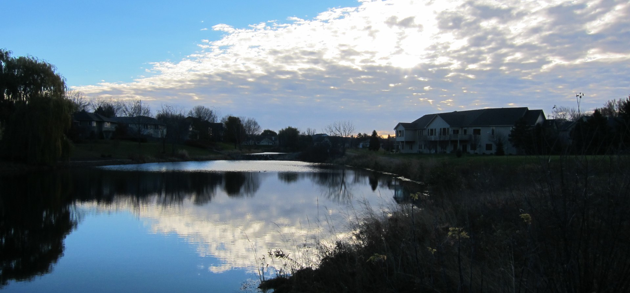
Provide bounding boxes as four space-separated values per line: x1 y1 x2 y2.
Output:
0 160 419 292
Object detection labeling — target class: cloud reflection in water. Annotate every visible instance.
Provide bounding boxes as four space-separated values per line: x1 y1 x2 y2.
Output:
77 161 407 274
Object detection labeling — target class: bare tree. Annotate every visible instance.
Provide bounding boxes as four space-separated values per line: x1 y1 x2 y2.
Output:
90 97 123 118
305 128 317 136
325 121 355 154
242 117 261 138
325 121 355 137
120 99 152 117
66 90 91 112
596 99 624 118
552 106 582 121
188 105 217 122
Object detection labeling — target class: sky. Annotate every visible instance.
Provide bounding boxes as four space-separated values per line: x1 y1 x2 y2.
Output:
3 0 629 135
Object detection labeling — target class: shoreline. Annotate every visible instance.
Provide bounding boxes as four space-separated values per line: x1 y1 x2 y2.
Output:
0 151 306 175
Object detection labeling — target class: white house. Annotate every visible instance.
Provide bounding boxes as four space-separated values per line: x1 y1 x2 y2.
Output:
394 107 545 155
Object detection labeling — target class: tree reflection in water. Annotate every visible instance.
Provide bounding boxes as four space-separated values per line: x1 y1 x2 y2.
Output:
277 172 301 184
71 169 262 204
0 164 417 288
0 172 77 288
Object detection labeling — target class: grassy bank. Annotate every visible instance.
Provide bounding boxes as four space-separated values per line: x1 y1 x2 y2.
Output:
70 140 225 161
0 140 234 174
261 152 630 292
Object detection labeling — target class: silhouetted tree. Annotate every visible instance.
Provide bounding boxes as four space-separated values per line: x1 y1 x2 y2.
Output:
66 90 91 112
188 105 217 123
241 117 261 143
223 116 245 148
325 121 355 154
572 109 612 154
91 98 122 117
278 126 300 151
261 129 277 137
0 50 74 165
369 130 380 151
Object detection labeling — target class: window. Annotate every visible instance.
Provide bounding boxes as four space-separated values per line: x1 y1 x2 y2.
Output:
440 128 449 135
397 130 403 137
491 127 495 135
473 129 481 135
104 122 110 128
429 129 435 136
463 129 468 135
452 129 459 135
91 121 96 127
486 144 493 151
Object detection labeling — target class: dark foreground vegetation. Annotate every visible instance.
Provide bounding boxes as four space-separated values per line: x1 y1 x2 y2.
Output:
260 153 630 293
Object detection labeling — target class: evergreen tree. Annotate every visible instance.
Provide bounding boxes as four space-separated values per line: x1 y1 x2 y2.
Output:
508 118 533 154
369 130 380 151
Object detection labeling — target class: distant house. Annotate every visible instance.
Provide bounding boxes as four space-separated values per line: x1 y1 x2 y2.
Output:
258 137 276 146
358 139 371 149
394 107 545 155
110 116 166 139
72 111 117 139
312 133 331 147
186 117 223 141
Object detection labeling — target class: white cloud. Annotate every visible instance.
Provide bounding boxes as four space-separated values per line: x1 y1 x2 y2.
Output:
75 0 630 134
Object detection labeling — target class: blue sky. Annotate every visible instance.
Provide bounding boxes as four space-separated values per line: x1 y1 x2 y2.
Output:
3 0 629 134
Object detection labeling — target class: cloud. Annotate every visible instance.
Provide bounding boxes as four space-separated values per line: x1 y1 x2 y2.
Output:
75 0 630 134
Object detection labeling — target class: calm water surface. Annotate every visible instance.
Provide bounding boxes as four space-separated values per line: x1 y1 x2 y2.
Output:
0 160 418 292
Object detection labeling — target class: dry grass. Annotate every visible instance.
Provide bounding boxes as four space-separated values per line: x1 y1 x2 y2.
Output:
262 154 630 293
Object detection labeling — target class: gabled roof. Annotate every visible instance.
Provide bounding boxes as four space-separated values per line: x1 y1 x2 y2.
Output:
411 114 437 129
395 107 545 130
522 109 545 125
394 122 417 130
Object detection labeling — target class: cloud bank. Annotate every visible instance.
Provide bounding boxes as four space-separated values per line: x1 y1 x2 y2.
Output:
75 0 630 134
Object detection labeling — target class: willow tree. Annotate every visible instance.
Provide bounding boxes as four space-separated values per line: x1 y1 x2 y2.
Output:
0 49 73 165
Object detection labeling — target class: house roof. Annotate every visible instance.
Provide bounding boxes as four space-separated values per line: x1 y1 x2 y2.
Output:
110 116 165 126
395 107 545 130
410 114 437 128
73 111 114 122
522 109 544 125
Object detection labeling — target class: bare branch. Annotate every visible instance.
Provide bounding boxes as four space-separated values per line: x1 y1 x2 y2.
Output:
324 121 355 137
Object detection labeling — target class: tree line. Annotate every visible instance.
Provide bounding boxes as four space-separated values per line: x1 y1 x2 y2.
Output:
509 96 630 155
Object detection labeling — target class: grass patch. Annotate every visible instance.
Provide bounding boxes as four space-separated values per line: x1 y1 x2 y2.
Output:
70 140 221 161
